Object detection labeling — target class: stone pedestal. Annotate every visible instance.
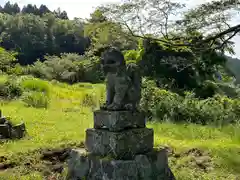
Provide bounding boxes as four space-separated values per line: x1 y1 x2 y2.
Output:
67 149 175 180
94 110 146 131
67 110 175 180
85 128 153 159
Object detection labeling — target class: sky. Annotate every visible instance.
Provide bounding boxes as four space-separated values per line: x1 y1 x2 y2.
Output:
0 0 239 58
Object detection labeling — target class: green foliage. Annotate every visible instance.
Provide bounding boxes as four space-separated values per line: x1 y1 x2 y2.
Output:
1 1 67 18
195 80 240 99
85 9 137 53
21 78 50 96
0 76 23 98
0 12 89 65
22 91 50 108
27 53 103 83
7 63 25 75
123 49 144 64
19 77 50 108
141 79 240 125
0 47 17 72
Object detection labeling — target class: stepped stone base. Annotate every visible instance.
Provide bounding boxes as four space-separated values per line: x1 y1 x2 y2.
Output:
66 148 175 180
85 128 153 159
94 110 145 131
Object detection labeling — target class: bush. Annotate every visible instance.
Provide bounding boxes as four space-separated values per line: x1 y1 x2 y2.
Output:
141 79 240 125
21 78 50 96
22 91 50 108
27 54 103 84
0 47 17 73
6 63 25 76
0 76 23 98
195 80 240 99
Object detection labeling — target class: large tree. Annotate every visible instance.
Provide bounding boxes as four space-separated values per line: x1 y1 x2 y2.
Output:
99 0 240 92
101 0 240 53
0 13 89 65
84 9 137 55
3 1 20 15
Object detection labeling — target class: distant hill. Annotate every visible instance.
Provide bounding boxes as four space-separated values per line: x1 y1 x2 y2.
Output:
226 56 240 84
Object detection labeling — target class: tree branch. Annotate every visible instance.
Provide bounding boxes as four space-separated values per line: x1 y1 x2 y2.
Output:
123 20 240 50
214 30 238 50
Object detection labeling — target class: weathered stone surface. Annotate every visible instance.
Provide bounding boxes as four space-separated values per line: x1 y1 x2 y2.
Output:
11 122 26 139
94 110 145 131
0 118 26 139
0 117 6 124
67 149 89 179
66 148 175 180
100 47 141 111
85 128 153 159
0 124 11 138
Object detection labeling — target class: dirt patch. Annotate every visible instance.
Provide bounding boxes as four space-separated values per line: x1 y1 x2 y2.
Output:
0 142 84 174
0 162 15 170
160 146 213 172
41 148 71 162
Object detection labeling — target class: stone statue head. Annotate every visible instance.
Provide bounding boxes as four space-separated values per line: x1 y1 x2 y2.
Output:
100 47 125 74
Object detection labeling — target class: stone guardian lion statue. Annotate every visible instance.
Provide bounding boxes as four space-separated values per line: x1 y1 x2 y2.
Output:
100 47 141 111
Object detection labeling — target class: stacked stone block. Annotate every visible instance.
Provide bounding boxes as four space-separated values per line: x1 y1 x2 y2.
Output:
67 110 175 180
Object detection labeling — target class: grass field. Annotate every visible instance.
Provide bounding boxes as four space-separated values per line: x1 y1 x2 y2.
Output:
0 76 240 180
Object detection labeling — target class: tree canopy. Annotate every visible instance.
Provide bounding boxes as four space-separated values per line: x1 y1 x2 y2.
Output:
97 0 240 92
0 0 239 94
100 0 240 54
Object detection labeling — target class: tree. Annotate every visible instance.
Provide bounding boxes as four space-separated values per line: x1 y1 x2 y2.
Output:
84 9 137 55
0 13 46 64
0 47 17 72
89 9 107 23
21 4 39 15
39 4 51 16
99 0 239 92
0 12 90 65
3 1 20 15
53 8 69 20
101 0 240 54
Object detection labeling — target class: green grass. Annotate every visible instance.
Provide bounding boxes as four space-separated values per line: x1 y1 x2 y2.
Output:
0 76 240 179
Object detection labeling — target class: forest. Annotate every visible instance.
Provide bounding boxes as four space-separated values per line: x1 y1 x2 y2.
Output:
1 0 240 179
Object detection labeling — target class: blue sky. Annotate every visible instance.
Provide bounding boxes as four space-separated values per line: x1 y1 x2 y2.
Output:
0 0 239 58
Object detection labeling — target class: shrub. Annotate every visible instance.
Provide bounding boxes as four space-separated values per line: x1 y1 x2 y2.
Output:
6 63 25 76
27 54 103 84
141 79 240 125
0 76 23 98
0 47 17 73
21 78 50 96
195 80 240 99
22 92 50 108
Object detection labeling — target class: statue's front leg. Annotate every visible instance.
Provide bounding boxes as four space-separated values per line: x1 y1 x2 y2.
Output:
106 83 114 106
107 76 129 110
101 74 115 110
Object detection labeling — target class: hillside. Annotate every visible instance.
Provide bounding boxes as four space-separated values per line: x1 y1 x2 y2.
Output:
0 76 240 179
226 56 240 84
